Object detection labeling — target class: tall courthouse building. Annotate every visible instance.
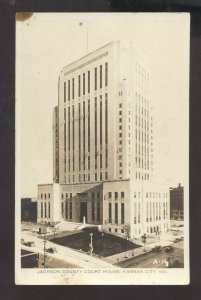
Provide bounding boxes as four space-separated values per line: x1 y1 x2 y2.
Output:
37 40 170 238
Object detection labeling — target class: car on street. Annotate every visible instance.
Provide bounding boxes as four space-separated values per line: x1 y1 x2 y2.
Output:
24 241 35 247
46 247 57 253
164 246 174 253
151 245 161 252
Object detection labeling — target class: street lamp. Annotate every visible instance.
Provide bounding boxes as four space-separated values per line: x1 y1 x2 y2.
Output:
89 233 93 257
43 233 47 268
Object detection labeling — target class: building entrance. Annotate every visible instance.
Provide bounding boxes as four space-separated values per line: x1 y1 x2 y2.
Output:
80 202 87 223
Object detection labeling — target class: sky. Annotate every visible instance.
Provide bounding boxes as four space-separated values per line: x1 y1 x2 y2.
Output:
16 13 190 198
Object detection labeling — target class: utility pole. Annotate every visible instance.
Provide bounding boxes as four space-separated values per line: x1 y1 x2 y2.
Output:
89 233 93 257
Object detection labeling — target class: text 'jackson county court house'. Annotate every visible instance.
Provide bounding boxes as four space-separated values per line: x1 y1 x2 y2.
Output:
37 40 170 238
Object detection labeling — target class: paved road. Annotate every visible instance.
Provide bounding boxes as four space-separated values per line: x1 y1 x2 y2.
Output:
116 244 184 268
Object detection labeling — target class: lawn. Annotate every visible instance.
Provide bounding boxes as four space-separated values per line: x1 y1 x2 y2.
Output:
51 227 141 257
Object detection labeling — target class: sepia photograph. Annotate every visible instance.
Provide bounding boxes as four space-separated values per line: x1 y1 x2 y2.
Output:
15 13 189 285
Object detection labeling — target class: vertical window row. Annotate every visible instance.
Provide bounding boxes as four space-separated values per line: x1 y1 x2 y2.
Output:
88 71 90 93
121 203 124 224
41 202 43 218
94 67 97 91
83 101 85 170
72 78 74 99
88 100 90 170
95 97 97 169
105 93 108 168
109 203 112 223
78 75 81 97
68 80 70 101
100 65 102 89
48 202 50 218
72 105 75 171
64 82 66 102
115 203 118 224
105 62 108 86
68 107 70 172
83 73 85 95
78 103 81 171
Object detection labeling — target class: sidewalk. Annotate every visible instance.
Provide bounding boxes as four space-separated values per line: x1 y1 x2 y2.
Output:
103 229 184 265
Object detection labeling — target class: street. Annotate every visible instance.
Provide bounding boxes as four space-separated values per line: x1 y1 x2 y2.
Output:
116 242 184 268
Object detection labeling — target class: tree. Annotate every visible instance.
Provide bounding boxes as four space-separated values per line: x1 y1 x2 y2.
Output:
141 233 147 252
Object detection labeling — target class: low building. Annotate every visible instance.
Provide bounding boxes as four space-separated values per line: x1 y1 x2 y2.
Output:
21 198 37 222
170 183 184 220
37 180 169 238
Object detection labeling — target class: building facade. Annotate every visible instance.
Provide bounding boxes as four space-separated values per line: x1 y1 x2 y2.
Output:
38 40 170 237
21 198 37 222
170 183 184 220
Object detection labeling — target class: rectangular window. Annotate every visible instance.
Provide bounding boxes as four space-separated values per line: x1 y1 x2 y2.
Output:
115 203 118 224
68 80 70 100
121 192 124 199
115 192 118 199
100 65 102 89
121 203 124 224
95 173 97 181
78 75 81 97
48 202 50 218
105 62 108 86
41 202 43 218
62 202 64 215
88 71 90 93
94 67 97 91
65 202 68 219
109 203 112 223
64 82 66 102
97 202 100 221
100 172 102 181
44 202 47 218
70 202 72 219
83 73 85 95
138 203 141 223
72 78 74 99
92 202 95 221
105 172 108 180
100 154 102 169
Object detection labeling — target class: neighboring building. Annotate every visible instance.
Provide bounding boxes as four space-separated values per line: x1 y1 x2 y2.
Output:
53 106 59 183
170 183 184 220
21 198 37 222
37 40 170 237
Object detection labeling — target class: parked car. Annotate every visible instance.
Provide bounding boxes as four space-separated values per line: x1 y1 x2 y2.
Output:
24 241 35 247
21 239 25 245
152 245 161 252
164 246 174 253
46 247 57 253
